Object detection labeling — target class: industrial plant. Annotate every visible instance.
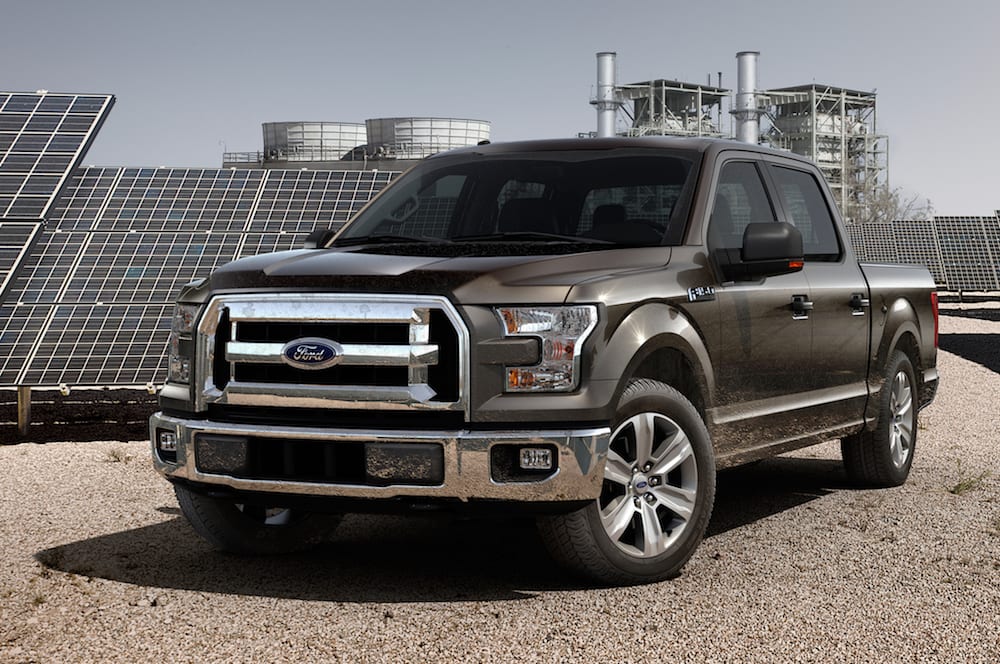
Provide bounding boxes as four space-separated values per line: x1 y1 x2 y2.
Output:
590 51 887 225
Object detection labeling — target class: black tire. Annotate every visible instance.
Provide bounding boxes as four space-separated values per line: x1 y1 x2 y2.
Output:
538 379 716 585
174 484 340 555
841 350 918 487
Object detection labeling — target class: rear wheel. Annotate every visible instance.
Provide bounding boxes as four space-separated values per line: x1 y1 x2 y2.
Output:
841 350 918 487
538 379 716 585
174 484 339 555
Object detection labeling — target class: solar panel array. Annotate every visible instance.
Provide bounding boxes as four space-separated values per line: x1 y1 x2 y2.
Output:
0 92 113 310
846 215 1000 291
1 166 396 388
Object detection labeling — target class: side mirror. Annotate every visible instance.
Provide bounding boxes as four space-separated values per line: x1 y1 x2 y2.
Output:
718 222 804 281
303 228 337 249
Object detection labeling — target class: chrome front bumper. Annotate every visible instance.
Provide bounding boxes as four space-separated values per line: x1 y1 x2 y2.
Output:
150 412 610 502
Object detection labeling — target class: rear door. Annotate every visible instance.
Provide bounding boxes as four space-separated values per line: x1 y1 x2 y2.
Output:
765 162 870 433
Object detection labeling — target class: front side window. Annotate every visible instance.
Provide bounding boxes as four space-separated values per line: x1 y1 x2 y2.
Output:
709 161 776 250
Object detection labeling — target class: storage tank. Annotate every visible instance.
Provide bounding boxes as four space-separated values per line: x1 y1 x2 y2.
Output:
262 121 367 161
365 117 491 159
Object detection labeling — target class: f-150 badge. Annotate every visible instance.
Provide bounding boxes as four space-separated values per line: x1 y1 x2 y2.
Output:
687 286 716 302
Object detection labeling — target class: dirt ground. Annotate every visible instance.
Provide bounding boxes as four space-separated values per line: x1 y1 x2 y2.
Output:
0 303 997 662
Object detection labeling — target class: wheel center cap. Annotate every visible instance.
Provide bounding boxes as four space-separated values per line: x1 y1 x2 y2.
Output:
633 474 651 494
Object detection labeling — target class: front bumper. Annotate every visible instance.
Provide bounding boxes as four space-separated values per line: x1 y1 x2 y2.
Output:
150 412 610 502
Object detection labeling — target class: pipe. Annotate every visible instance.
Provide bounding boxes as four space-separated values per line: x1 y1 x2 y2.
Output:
595 52 618 138
734 51 760 144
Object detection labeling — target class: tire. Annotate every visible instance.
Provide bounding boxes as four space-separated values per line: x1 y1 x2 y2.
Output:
538 379 716 585
841 350 918 487
174 484 340 555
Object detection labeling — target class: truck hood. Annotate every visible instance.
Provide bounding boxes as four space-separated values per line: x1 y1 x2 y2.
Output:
208 245 671 304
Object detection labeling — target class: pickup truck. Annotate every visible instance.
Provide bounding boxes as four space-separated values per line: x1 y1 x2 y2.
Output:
151 137 939 584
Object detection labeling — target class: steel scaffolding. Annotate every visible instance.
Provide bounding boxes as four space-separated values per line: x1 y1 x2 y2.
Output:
762 85 888 223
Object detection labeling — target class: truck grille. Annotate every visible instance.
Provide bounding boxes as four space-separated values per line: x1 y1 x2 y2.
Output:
195 294 467 413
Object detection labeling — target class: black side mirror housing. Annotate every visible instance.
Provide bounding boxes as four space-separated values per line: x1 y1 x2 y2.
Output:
303 228 337 249
717 222 804 281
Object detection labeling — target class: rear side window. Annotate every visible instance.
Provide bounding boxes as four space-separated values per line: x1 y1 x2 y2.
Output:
709 161 776 250
770 166 841 260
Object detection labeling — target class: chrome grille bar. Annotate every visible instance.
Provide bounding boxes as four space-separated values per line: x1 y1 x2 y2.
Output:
195 294 467 414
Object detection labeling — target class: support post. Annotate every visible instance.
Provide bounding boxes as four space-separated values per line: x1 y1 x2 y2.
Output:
17 386 31 437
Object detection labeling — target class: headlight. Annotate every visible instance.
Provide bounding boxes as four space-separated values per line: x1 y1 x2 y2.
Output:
168 304 200 383
172 304 199 335
495 305 598 392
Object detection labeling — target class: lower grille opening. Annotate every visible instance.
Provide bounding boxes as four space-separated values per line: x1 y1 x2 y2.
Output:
194 435 444 486
233 364 407 386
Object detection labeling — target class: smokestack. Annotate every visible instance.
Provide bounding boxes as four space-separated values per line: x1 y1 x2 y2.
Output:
734 51 761 144
594 52 618 138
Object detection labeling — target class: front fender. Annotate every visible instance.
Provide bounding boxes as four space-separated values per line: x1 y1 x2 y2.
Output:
592 303 716 411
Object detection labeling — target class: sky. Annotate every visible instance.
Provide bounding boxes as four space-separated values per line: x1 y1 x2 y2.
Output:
3 0 997 215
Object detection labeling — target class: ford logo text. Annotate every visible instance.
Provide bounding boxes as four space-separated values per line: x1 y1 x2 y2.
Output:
280 337 343 370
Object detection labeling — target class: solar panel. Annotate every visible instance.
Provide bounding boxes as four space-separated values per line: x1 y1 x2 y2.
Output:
935 216 1000 292
894 220 947 287
2 163 398 388
237 231 306 258
95 168 265 232
250 170 394 234
18 304 172 387
0 92 114 220
983 214 1000 292
0 220 42 299
47 167 121 231
61 231 243 304
845 222 898 263
0 304 51 385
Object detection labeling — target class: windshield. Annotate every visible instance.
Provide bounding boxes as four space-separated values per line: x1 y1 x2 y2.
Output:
335 150 699 248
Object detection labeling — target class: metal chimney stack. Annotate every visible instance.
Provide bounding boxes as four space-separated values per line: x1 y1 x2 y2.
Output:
594 52 618 138
734 51 761 144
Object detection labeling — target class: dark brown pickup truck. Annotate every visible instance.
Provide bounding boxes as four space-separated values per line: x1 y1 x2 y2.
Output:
151 137 939 584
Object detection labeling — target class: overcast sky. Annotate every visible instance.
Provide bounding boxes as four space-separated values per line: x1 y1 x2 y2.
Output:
4 0 997 215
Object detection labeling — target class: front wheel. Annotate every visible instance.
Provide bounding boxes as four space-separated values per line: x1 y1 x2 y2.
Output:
174 484 339 555
841 350 918 487
538 379 716 585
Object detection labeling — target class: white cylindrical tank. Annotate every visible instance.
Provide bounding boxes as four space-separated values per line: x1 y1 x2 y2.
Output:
262 121 367 161
365 117 490 159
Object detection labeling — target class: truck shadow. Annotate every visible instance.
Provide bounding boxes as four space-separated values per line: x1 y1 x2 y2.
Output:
938 333 1000 373
35 457 851 601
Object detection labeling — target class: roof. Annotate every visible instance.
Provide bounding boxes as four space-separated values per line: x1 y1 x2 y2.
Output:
766 84 877 98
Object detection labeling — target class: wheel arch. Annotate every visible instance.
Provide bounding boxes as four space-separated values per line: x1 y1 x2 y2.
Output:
592 303 714 417
874 296 926 377
866 298 923 427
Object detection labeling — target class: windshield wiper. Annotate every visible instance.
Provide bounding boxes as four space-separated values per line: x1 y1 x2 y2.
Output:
332 234 449 247
452 231 614 244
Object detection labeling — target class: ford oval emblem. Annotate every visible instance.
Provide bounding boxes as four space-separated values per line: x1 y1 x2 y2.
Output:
280 337 343 370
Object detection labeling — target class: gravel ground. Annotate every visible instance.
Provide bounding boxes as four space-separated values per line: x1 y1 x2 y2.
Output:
1 303 998 663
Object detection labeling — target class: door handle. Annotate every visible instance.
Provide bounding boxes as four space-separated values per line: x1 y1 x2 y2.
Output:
849 292 870 315
791 294 813 319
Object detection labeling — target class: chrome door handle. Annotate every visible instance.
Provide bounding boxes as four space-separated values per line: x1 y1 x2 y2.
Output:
849 292 870 315
791 294 813 319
